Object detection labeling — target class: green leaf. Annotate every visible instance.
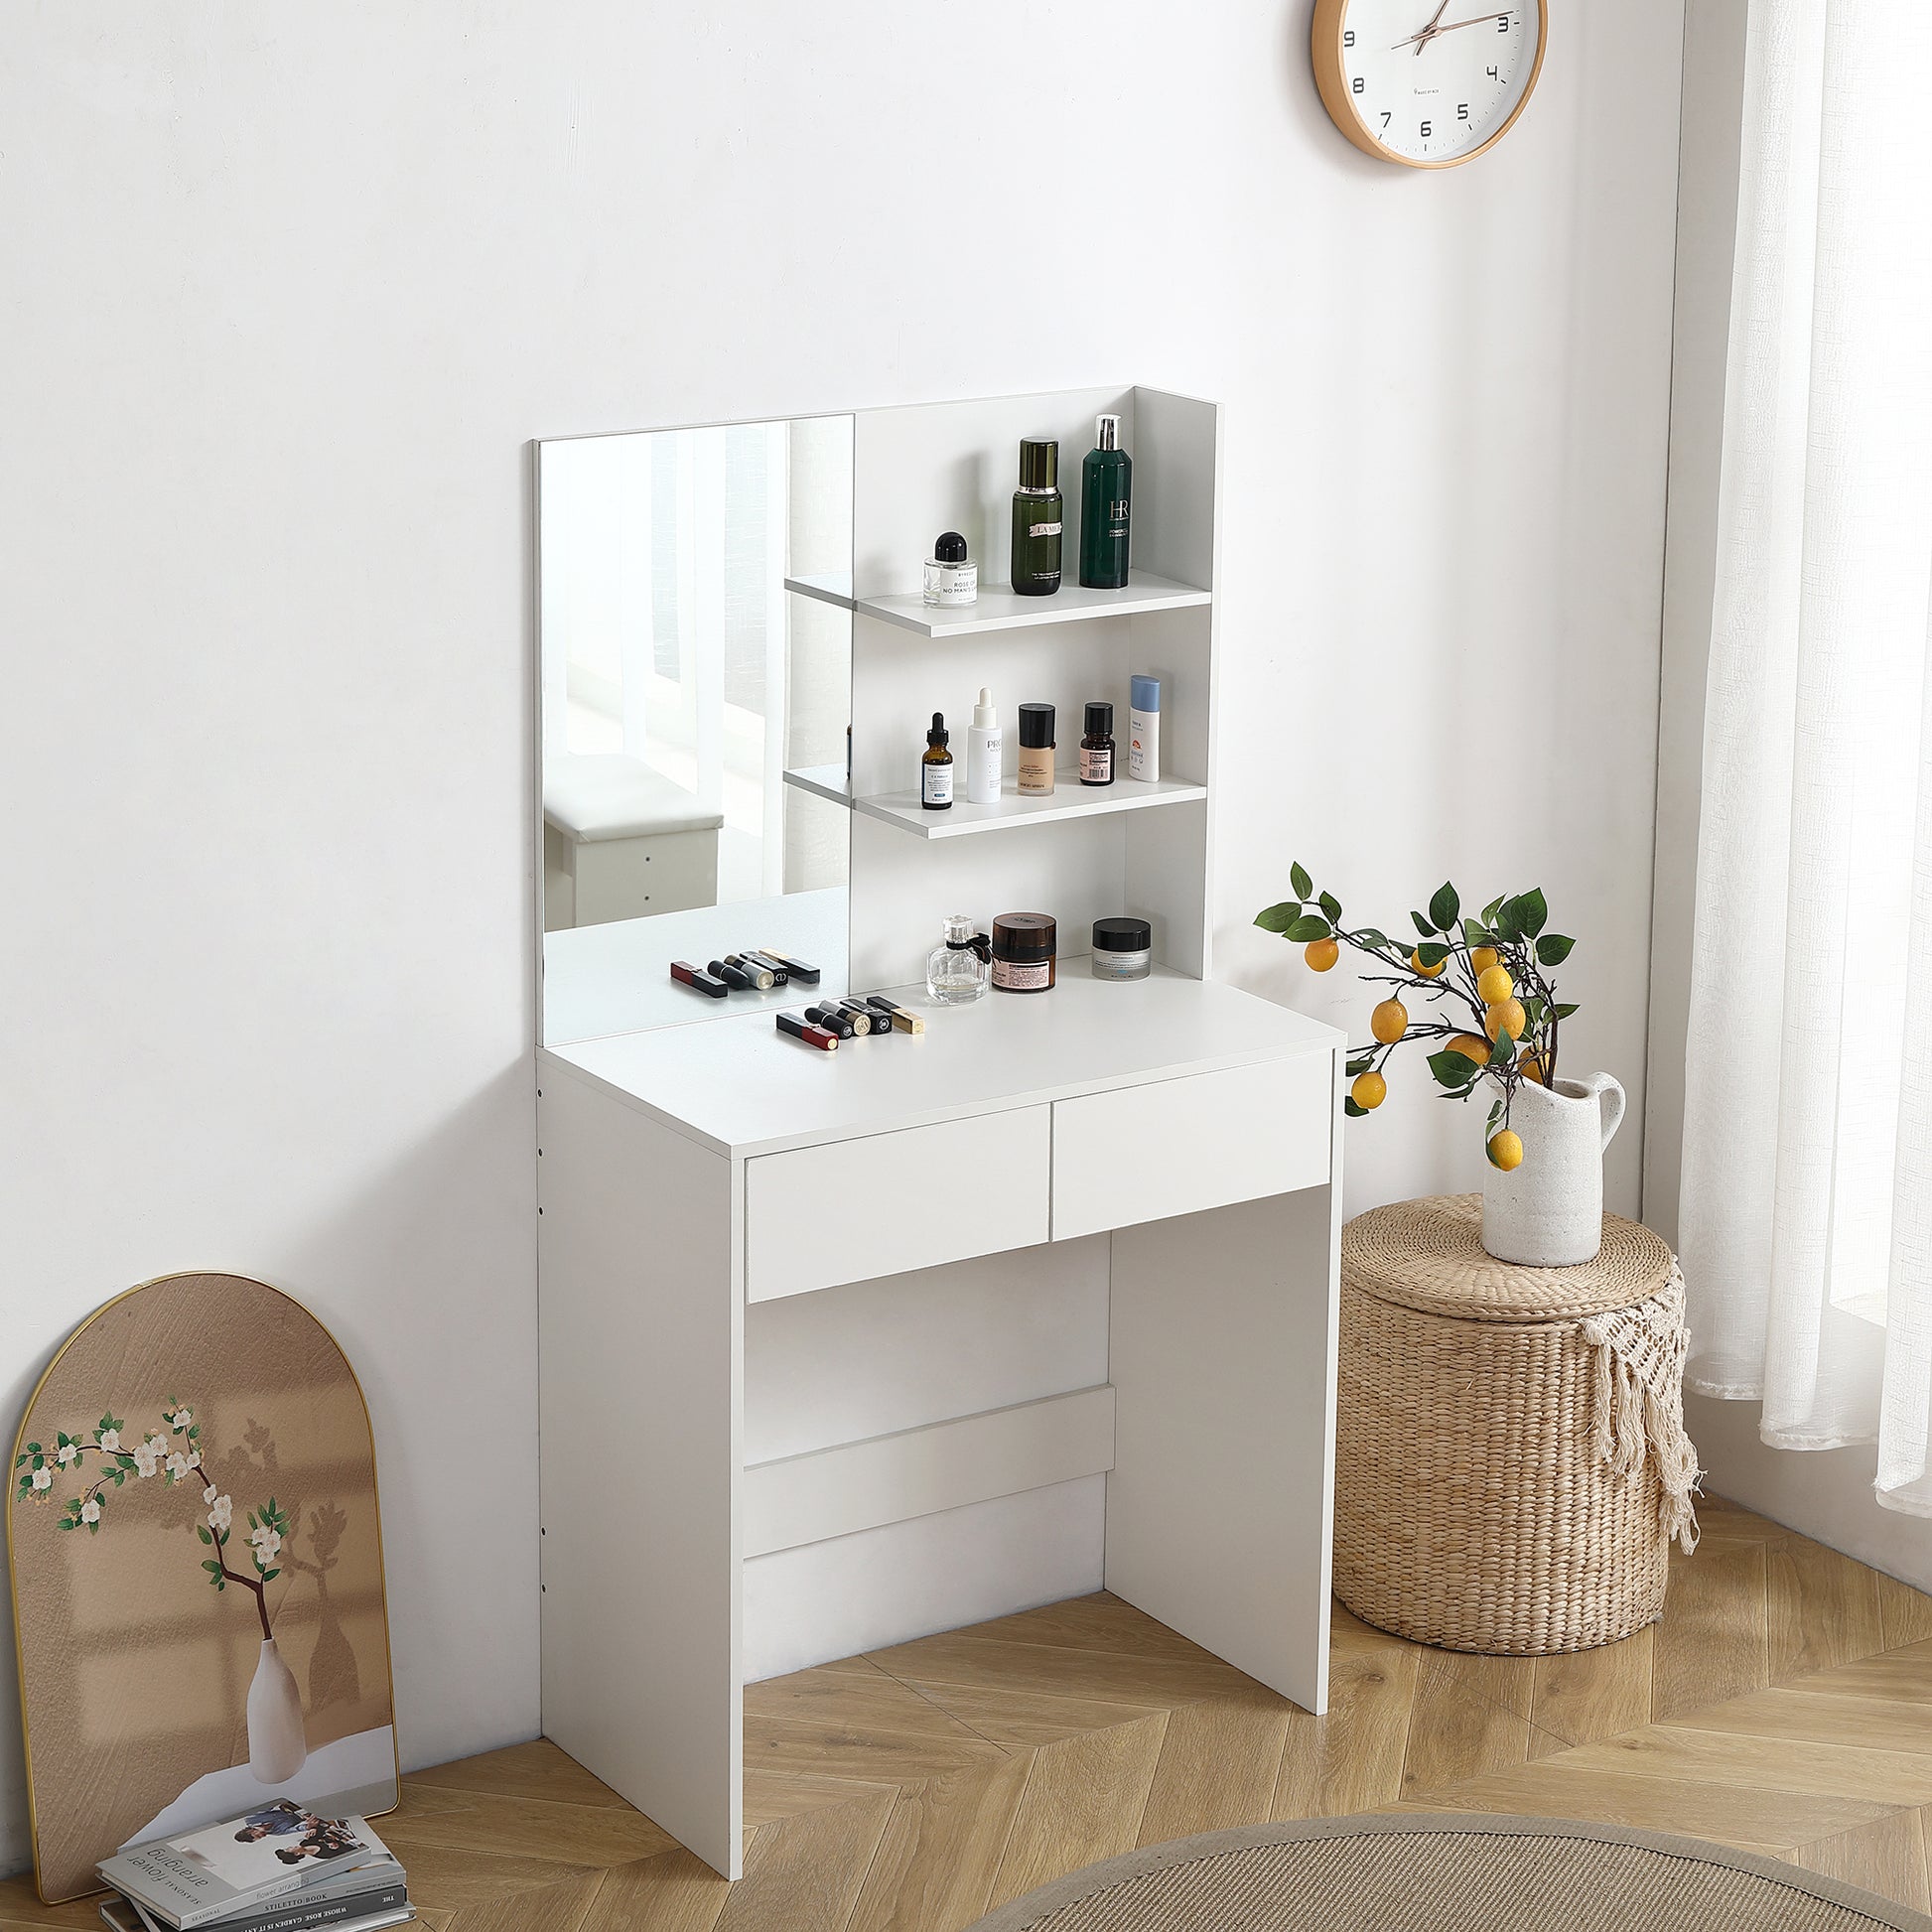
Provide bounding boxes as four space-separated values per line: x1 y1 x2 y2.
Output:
1411 910 1436 938
1515 888 1548 937
1429 1049 1482 1088
1255 901 1302 933
57 1520 71 1532
86 1521 98 1535
262 1568 280 1584
1356 927 1393 949
1490 1028 1518 1062
1345 1054 1376 1078
1487 1097 1505 1131
1482 896 1504 923
1285 914 1332 942
1342 1096 1367 1119
1492 897 1522 941
198 1525 212 1545
1416 942 1451 968
1555 1002 1581 1019
1291 861 1313 900
1317 891 1342 923
1536 933 1575 966
1428 882 1460 930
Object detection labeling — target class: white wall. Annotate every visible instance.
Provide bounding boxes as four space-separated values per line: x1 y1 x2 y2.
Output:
0 0 1687 1873
1641 0 1932 1592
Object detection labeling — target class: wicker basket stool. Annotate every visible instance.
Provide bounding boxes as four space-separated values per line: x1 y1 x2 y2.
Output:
1336 1193 1700 1656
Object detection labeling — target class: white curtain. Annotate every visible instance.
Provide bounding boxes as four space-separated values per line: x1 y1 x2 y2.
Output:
1679 0 1932 1509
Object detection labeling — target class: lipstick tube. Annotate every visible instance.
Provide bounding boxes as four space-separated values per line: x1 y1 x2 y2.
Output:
759 950 822 984
707 958 756 992
832 1001 873 1036
670 960 729 999
804 1005 855 1039
776 1013 838 1051
724 953 776 991
865 996 925 1035
740 950 792 986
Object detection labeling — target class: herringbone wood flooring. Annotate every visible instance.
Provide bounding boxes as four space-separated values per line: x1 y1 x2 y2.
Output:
6 1496 1931 1930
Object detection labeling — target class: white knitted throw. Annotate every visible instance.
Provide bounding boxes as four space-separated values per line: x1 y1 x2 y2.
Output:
1579 1263 1702 1553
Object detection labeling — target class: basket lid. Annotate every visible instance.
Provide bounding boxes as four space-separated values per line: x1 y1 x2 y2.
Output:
1341 1194 1675 1321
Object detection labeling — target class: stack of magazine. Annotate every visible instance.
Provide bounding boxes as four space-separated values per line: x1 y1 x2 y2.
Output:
96 1803 408 1932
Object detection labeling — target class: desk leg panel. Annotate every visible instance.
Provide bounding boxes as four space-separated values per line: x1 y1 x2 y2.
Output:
537 1069 743 1876
1104 1177 1339 1715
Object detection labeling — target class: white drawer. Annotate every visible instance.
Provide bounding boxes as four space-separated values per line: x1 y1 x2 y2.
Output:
745 1107 1051 1303
1050 1054 1332 1242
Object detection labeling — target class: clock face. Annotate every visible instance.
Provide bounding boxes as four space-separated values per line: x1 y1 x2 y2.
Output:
1321 0 1543 166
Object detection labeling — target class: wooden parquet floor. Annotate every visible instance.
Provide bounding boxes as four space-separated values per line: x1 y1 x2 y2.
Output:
5 1496 1932 1930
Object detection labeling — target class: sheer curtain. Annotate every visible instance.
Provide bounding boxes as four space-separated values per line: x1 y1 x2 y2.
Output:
1678 0 1932 1508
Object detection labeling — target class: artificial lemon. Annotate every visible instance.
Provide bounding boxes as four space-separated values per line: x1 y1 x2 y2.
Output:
1518 1054 1546 1085
1370 998 1409 1044
1487 1129 1525 1172
1410 949 1446 979
1483 997 1527 1043
1476 963 1515 1005
1469 946 1500 976
1351 1070 1387 1111
1447 1032 1492 1066
1305 938 1340 972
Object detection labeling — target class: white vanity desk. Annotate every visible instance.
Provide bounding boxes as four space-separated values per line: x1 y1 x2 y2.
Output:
535 383 1344 1879
537 969 1343 1877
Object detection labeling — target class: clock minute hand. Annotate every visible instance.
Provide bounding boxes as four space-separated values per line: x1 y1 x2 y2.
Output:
1393 9 1511 50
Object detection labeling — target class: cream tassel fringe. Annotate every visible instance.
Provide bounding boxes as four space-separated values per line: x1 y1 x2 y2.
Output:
1580 1264 1702 1555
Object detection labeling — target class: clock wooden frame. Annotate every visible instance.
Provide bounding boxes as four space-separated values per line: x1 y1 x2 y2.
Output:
1311 0 1548 170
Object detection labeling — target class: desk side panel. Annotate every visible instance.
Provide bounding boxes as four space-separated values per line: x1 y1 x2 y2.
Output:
1104 1048 1340 1713
538 1067 742 1876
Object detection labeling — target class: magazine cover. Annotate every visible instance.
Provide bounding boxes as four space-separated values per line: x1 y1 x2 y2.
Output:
99 1804 397 1930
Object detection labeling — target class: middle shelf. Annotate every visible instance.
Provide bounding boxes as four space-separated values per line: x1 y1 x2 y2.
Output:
783 764 1207 840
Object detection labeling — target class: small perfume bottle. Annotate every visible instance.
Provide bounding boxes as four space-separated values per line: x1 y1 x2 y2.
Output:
921 713 953 810
1011 439 1062 596
1079 700 1116 786
1079 414 1132 590
926 914 990 1005
923 531 978 607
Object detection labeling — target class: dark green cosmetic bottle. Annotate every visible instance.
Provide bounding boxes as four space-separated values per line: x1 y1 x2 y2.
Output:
1011 438 1062 596
1079 414 1132 589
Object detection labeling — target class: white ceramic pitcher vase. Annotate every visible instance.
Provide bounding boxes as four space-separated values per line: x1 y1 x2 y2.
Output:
1480 1071 1626 1267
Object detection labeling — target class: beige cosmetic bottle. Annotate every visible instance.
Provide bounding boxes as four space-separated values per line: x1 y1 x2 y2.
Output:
1017 703 1055 796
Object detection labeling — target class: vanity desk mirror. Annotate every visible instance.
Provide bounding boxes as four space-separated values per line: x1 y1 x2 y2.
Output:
534 388 1344 1879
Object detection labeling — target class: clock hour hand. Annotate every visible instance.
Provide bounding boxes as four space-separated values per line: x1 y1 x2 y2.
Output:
1408 0 1450 55
1394 9 1512 51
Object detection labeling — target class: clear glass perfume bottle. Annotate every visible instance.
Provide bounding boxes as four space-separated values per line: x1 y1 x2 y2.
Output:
925 914 990 1005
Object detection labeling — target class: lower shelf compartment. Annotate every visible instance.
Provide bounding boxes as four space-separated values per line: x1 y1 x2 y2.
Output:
742 1384 1116 1559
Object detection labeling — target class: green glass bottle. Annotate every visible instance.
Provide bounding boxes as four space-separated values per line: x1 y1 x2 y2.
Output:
1079 414 1132 589
1010 439 1062 596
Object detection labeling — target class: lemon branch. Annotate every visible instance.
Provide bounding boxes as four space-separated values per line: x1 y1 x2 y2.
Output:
1255 870 1581 1168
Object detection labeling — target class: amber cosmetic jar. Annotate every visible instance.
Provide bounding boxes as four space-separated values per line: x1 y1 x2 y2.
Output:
989 912 1056 994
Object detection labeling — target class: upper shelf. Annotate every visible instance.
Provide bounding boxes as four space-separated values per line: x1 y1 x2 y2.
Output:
787 570 1210 638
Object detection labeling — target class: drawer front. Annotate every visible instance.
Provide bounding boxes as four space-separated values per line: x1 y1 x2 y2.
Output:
745 1107 1051 1303
1051 1054 1332 1242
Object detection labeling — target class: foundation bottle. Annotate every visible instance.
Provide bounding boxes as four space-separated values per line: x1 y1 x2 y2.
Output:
1017 703 1055 796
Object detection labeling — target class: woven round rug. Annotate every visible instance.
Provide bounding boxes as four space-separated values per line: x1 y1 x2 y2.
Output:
965 1814 1932 1931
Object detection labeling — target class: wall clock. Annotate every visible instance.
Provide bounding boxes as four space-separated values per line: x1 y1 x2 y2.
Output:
1311 0 1547 169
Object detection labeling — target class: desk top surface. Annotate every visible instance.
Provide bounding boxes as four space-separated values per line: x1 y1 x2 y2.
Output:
542 967 1342 1159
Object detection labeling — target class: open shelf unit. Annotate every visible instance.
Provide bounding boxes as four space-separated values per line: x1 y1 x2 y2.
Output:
784 764 1208 839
